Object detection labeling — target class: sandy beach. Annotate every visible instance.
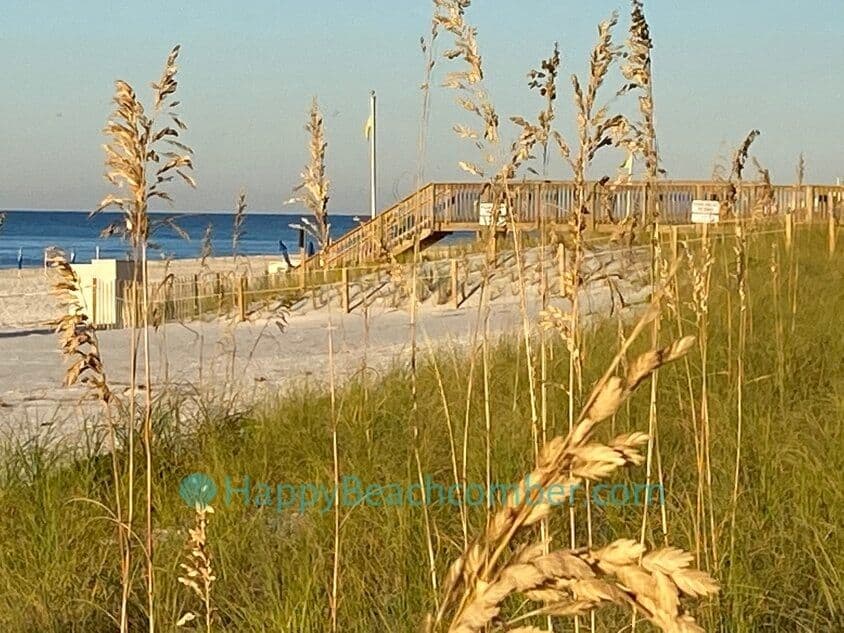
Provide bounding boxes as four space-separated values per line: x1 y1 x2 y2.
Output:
0 244 651 441
0 254 289 331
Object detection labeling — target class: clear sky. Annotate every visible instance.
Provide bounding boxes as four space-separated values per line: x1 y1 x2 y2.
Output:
1 0 842 213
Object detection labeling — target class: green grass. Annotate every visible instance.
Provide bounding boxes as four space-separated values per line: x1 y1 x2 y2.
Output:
0 226 841 632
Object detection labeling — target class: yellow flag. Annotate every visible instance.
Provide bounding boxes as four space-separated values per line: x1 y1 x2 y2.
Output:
363 114 373 140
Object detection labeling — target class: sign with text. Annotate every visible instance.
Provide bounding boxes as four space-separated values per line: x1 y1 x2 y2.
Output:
691 200 721 224
478 202 507 227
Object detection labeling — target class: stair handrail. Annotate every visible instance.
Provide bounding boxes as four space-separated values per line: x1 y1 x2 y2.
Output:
304 183 434 268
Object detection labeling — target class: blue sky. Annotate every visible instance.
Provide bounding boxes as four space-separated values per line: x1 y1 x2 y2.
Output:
1 0 842 213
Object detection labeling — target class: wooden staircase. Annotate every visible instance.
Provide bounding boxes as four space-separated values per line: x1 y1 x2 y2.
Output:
311 183 439 268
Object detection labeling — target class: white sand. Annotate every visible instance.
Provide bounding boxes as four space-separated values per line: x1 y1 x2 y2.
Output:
0 255 290 331
0 244 651 442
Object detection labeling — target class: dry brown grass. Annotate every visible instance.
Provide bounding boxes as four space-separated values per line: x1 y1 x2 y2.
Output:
430 6 714 632
427 291 719 632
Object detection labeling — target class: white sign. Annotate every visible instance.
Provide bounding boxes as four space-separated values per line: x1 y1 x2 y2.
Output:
478 202 507 227
691 200 721 224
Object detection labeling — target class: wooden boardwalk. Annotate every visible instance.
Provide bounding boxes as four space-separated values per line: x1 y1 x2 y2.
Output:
313 180 843 268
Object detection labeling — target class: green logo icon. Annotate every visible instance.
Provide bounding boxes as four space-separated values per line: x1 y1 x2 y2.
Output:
179 473 217 509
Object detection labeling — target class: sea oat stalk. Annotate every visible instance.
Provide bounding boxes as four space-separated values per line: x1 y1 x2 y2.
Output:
431 289 718 631
292 98 331 257
727 223 748 587
177 505 216 632
94 45 195 632
231 189 247 259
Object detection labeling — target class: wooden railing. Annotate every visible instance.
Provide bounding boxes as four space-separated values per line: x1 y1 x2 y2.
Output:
309 180 843 268
317 184 436 268
432 180 844 225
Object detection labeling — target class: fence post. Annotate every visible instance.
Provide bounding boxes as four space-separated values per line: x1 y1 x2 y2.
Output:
341 267 350 313
215 273 222 312
237 275 246 322
451 258 459 308
165 276 173 324
192 274 200 317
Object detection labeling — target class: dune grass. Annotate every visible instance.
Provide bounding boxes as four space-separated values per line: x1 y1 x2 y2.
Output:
0 226 841 632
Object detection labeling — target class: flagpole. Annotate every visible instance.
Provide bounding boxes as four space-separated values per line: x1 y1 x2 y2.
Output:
369 90 377 219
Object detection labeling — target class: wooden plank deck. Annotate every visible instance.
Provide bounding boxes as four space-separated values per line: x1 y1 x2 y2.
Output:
307 180 843 268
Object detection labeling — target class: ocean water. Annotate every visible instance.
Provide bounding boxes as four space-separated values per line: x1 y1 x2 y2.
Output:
0 211 361 268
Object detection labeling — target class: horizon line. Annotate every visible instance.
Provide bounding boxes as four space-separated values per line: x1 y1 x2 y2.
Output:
0 208 364 217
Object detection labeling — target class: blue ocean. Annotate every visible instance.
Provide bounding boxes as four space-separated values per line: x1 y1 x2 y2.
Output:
0 211 361 268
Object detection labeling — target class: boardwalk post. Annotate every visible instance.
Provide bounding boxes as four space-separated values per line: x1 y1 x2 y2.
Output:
341 267 350 313
451 258 459 308
640 183 648 225
534 182 542 230
806 185 815 222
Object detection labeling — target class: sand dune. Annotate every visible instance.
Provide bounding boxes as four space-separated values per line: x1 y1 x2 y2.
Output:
0 244 651 442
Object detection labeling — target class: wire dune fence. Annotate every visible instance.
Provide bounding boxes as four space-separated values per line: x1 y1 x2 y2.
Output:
2 211 836 332
114 263 400 327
